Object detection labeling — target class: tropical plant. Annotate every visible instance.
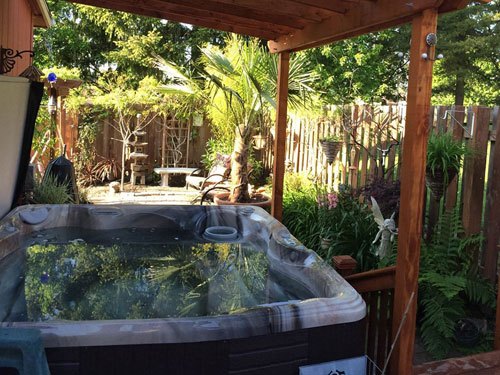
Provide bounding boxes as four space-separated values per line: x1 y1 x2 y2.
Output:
92 157 122 182
418 209 495 359
157 35 317 203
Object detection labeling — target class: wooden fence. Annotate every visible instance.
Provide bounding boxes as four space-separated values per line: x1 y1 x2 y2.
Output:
91 115 211 170
263 104 500 281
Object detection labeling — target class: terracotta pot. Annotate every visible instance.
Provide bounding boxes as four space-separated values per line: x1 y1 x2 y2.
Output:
320 140 342 164
425 167 458 201
213 192 272 208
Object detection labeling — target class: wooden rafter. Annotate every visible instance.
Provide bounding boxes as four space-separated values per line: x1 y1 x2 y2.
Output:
27 0 52 27
292 0 350 14
268 0 443 52
161 0 309 29
68 0 486 51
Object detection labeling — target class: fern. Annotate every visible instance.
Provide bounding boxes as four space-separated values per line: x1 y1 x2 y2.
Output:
420 272 467 299
418 208 495 359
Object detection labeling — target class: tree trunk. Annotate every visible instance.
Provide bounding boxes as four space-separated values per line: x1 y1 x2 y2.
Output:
229 124 251 203
120 140 127 191
454 74 465 106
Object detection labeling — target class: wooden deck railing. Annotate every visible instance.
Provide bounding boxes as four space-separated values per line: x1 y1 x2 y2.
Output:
345 266 396 374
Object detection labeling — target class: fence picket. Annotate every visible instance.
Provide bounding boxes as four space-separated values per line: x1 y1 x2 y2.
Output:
483 107 500 282
462 106 491 236
444 105 466 211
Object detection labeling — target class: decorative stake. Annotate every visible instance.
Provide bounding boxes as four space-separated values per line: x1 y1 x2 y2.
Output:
0 46 34 75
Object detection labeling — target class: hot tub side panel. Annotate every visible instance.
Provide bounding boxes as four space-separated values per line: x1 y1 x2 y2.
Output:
45 319 365 375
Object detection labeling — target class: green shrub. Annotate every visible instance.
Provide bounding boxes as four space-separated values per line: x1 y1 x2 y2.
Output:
32 174 72 204
282 175 378 272
318 185 378 271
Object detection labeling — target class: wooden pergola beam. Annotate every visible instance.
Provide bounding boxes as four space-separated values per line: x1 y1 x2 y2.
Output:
213 0 336 22
271 52 290 222
390 8 438 375
268 0 443 52
161 0 309 29
439 0 491 12
292 0 349 14
71 0 281 40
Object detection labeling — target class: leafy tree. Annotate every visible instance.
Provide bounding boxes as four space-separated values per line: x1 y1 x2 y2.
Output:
67 74 166 190
433 1 500 105
303 28 411 104
34 1 225 82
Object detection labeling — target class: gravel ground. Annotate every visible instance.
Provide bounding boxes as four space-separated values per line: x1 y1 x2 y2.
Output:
83 184 201 205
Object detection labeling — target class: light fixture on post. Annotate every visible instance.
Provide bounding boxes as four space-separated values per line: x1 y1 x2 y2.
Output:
47 72 57 115
421 33 444 61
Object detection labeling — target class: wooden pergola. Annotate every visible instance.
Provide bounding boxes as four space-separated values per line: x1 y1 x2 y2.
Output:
66 0 492 373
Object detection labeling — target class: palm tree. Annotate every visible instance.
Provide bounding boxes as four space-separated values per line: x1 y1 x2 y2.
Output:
156 35 316 203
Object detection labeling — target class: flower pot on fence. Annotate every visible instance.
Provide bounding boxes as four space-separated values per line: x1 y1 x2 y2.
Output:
320 140 342 164
425 167 458 201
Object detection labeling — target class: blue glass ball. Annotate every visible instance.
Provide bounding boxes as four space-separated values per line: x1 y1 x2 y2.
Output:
47 72 57 83
40 272 50 284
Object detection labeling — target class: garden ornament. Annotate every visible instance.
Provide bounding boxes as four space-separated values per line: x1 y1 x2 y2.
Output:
370 197 398 258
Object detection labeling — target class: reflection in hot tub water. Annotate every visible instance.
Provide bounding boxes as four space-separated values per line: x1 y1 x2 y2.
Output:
0 227 316 323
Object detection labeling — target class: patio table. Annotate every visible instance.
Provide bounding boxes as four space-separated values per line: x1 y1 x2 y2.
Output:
154 167 198 188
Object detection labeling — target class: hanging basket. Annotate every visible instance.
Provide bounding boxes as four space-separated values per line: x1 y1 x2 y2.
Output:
425 167 458 201
320 140 342 164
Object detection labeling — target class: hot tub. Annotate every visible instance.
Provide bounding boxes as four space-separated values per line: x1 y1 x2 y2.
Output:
0 205 365 375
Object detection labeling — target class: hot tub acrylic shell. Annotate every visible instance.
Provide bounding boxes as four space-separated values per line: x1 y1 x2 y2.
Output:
0 204 366 375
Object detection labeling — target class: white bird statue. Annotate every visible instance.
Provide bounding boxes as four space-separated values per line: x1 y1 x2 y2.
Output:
370 197 398 259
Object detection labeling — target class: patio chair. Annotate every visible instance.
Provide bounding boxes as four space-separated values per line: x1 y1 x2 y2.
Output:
186 153 231 190
192 169 256 205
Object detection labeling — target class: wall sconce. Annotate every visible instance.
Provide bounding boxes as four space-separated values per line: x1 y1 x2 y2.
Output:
47 72 57 115
421 33 444 61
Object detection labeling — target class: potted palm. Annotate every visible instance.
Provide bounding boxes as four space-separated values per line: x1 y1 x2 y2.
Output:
157 36 316 205
320 134 343 164
426 132 471 201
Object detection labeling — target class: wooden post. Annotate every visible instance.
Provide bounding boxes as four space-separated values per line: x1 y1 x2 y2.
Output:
271 51 290 222
484 107 500 283
391 9 437 375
